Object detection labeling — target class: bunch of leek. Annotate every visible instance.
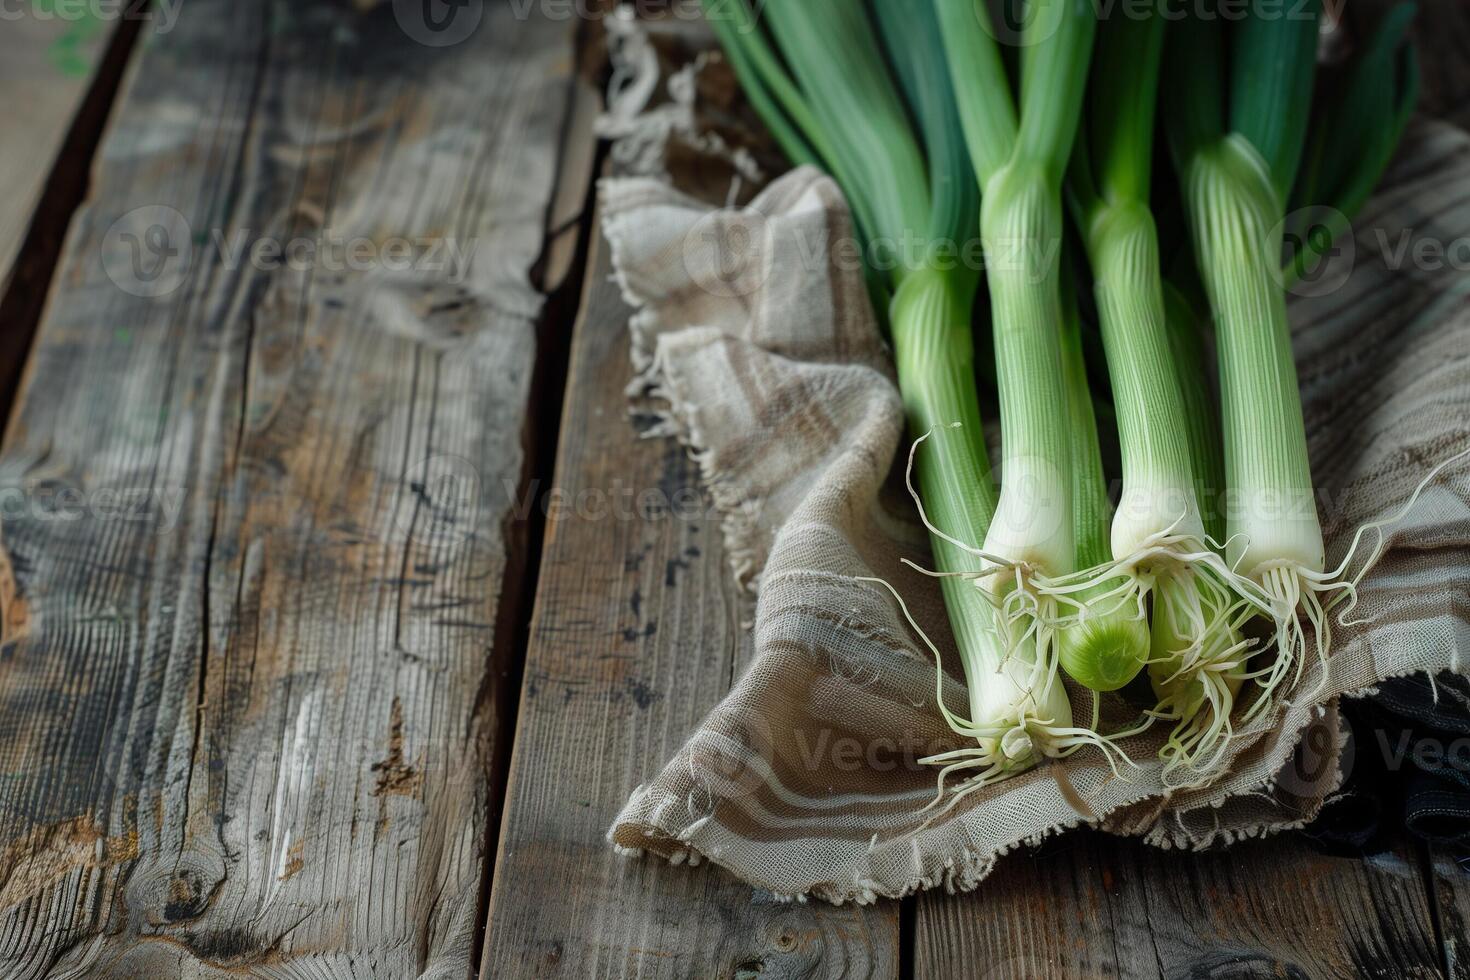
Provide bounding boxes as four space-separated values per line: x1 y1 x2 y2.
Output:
704 0 1122 796
934 0 1088 611
1051 2 1271 781
702 0 1431 794
934 0 1252 780
1161 0 1433 735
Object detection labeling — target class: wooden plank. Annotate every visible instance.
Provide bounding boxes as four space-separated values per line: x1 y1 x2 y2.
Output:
916 830 1444 978
0 9 113 286
482 201 901 978
536 59 603 298
0 12 137 416
1391 4 1470 972
1338 6 1470 977
1427 844 1469 980
0 1 579 976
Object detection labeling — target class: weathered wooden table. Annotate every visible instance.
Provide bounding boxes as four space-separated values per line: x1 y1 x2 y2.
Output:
0 2 1466 977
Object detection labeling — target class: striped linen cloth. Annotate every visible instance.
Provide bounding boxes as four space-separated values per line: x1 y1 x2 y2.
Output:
603 119 1470 903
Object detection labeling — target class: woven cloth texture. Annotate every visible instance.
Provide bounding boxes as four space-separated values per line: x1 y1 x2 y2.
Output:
603 118 1470 903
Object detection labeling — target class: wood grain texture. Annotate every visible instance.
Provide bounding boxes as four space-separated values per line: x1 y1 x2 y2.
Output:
0 1 577 976
481 204 901 979
0 11 138 415
1428 844 1470 980
1394 1 1470 969
537 62 603 298
1340 5 1470 977
0 9 113 287
915 830 1444 979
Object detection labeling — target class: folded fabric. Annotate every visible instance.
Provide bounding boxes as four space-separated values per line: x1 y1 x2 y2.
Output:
1377 672 1470 738
1311 673 1470 850
1404 778 1470 845
604 118 1470 902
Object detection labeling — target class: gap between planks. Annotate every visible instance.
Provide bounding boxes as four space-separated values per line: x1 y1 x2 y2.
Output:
478 165 901 980
0 17 145 423
470 24 609 975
